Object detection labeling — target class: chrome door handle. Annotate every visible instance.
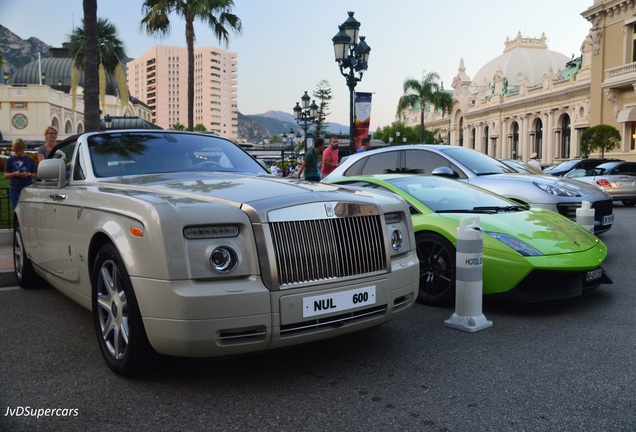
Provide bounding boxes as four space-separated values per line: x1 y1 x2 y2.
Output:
49 194 67 200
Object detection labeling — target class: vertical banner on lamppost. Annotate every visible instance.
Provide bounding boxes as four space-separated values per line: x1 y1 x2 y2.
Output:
354 92 372 151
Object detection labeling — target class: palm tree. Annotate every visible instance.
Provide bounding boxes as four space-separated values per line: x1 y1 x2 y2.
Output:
82 0 100 132
397 70 453 144
69 17 129 125
140 0 242 131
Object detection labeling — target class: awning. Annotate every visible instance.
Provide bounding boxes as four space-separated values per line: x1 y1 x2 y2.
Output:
616 106 636 122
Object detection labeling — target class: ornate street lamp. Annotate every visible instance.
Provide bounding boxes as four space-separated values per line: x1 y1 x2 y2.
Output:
104 114 113 129
293 91 318 151
332 11 371 154
3 72 9 84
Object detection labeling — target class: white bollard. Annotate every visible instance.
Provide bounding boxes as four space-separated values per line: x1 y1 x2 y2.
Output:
576 201 595 234
444 216 493 332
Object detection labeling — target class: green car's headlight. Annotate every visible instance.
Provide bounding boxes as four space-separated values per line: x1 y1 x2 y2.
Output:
486 232 543 256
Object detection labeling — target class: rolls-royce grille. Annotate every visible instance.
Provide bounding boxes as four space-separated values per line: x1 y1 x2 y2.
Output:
270 215 387 287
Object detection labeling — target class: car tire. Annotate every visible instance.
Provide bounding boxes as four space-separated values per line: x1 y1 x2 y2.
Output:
416 232 456 307
621 200 636 207
13 221 43 289
92 243 154 377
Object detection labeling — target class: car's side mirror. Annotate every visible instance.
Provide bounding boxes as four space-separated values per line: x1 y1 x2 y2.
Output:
37 159 67 188
431 166 459 179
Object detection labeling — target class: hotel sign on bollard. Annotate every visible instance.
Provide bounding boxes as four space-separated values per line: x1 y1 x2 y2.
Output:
444 216 493 332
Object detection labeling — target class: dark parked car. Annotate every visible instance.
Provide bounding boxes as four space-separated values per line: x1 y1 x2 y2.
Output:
545 158 623 176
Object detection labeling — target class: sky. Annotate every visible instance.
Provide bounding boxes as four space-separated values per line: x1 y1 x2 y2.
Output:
1 0 593 130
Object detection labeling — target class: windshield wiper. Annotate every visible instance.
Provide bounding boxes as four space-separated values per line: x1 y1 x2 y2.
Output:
472 205 528 212
436 209 498 214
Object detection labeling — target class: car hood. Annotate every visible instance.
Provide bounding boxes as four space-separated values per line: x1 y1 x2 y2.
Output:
469 172 612 200
93 172 392 210
436 207 604 255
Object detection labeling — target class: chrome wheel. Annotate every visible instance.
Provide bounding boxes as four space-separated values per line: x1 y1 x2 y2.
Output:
92 243 153 376
13 222 40 289
96 258 129 361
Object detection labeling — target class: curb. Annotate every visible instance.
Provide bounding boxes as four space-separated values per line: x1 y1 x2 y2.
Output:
0 270 16 287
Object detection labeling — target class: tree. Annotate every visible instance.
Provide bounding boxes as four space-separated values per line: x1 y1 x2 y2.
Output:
397 70 453 144
580 124 621 158
312 80 333 139
170 122 186 130
141 0 242 131
69 17 129 115
374 124 420 145
194 123 207 131
82 0 100 132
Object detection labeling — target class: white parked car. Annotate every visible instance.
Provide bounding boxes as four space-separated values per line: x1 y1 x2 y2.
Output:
14 130 419 376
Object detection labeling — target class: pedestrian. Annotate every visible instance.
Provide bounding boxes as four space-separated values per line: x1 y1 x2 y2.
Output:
297 138 325 181
321 136 340 179
357 137 370 153
38 125 58 161
527 152 542 170
4 138 37 210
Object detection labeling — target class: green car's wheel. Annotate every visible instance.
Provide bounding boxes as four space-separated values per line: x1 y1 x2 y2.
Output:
92 243 154 377
416 232 456 306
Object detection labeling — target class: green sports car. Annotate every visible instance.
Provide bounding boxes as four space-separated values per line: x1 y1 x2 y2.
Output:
325 174 612 306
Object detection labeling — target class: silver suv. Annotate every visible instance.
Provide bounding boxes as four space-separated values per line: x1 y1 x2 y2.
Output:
325 145 614 234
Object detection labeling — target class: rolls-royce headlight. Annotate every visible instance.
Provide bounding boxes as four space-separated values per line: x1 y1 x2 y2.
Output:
210 246 239 272
390 228 404 252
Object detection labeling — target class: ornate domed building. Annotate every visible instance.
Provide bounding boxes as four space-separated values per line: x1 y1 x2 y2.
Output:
0 46 154 143
402 31 594 165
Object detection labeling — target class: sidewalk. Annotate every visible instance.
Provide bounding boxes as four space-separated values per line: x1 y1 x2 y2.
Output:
0 230 17 286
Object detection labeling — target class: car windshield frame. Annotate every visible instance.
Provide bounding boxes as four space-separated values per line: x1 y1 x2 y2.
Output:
440 147 516 176
85 131 267 178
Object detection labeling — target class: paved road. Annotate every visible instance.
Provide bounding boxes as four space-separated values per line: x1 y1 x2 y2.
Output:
1 206 635 432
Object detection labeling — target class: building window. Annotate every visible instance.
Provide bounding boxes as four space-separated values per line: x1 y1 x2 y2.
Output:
535 119 543 159
561 115 571 159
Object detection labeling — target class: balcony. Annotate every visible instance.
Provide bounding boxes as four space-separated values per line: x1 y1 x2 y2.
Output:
604 62 636 89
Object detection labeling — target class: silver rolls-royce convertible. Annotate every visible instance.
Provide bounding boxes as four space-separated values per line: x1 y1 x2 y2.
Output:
13 130 419 376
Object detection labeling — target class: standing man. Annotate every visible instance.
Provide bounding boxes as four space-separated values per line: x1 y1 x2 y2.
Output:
321 136 340 179
527 152 542 170
357 137 370 153
297 138 324 181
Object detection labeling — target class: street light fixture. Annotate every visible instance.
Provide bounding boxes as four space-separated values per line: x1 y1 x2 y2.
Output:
3 72 9 84
293 91 318 151
104 114 113 129
332 11 371 154
41 73 46 85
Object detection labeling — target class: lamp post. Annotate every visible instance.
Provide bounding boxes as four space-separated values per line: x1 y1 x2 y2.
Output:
104 114 112 129
332 11 371 154
2 72 9 84
293 91 318 151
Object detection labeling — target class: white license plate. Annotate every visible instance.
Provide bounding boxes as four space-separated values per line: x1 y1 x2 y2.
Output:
586 268 603 282
302 286 376 318
603 214 614 225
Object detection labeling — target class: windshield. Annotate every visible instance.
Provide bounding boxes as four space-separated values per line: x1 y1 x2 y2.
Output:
87 132 267 177
441 147 516 176
385 176 524 212
549 160 579 172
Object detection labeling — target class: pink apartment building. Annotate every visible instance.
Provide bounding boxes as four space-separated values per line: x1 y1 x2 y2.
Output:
127 45 238 140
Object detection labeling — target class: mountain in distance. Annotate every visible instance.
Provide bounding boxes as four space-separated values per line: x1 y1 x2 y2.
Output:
0 25 51 73
245 110 349 136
